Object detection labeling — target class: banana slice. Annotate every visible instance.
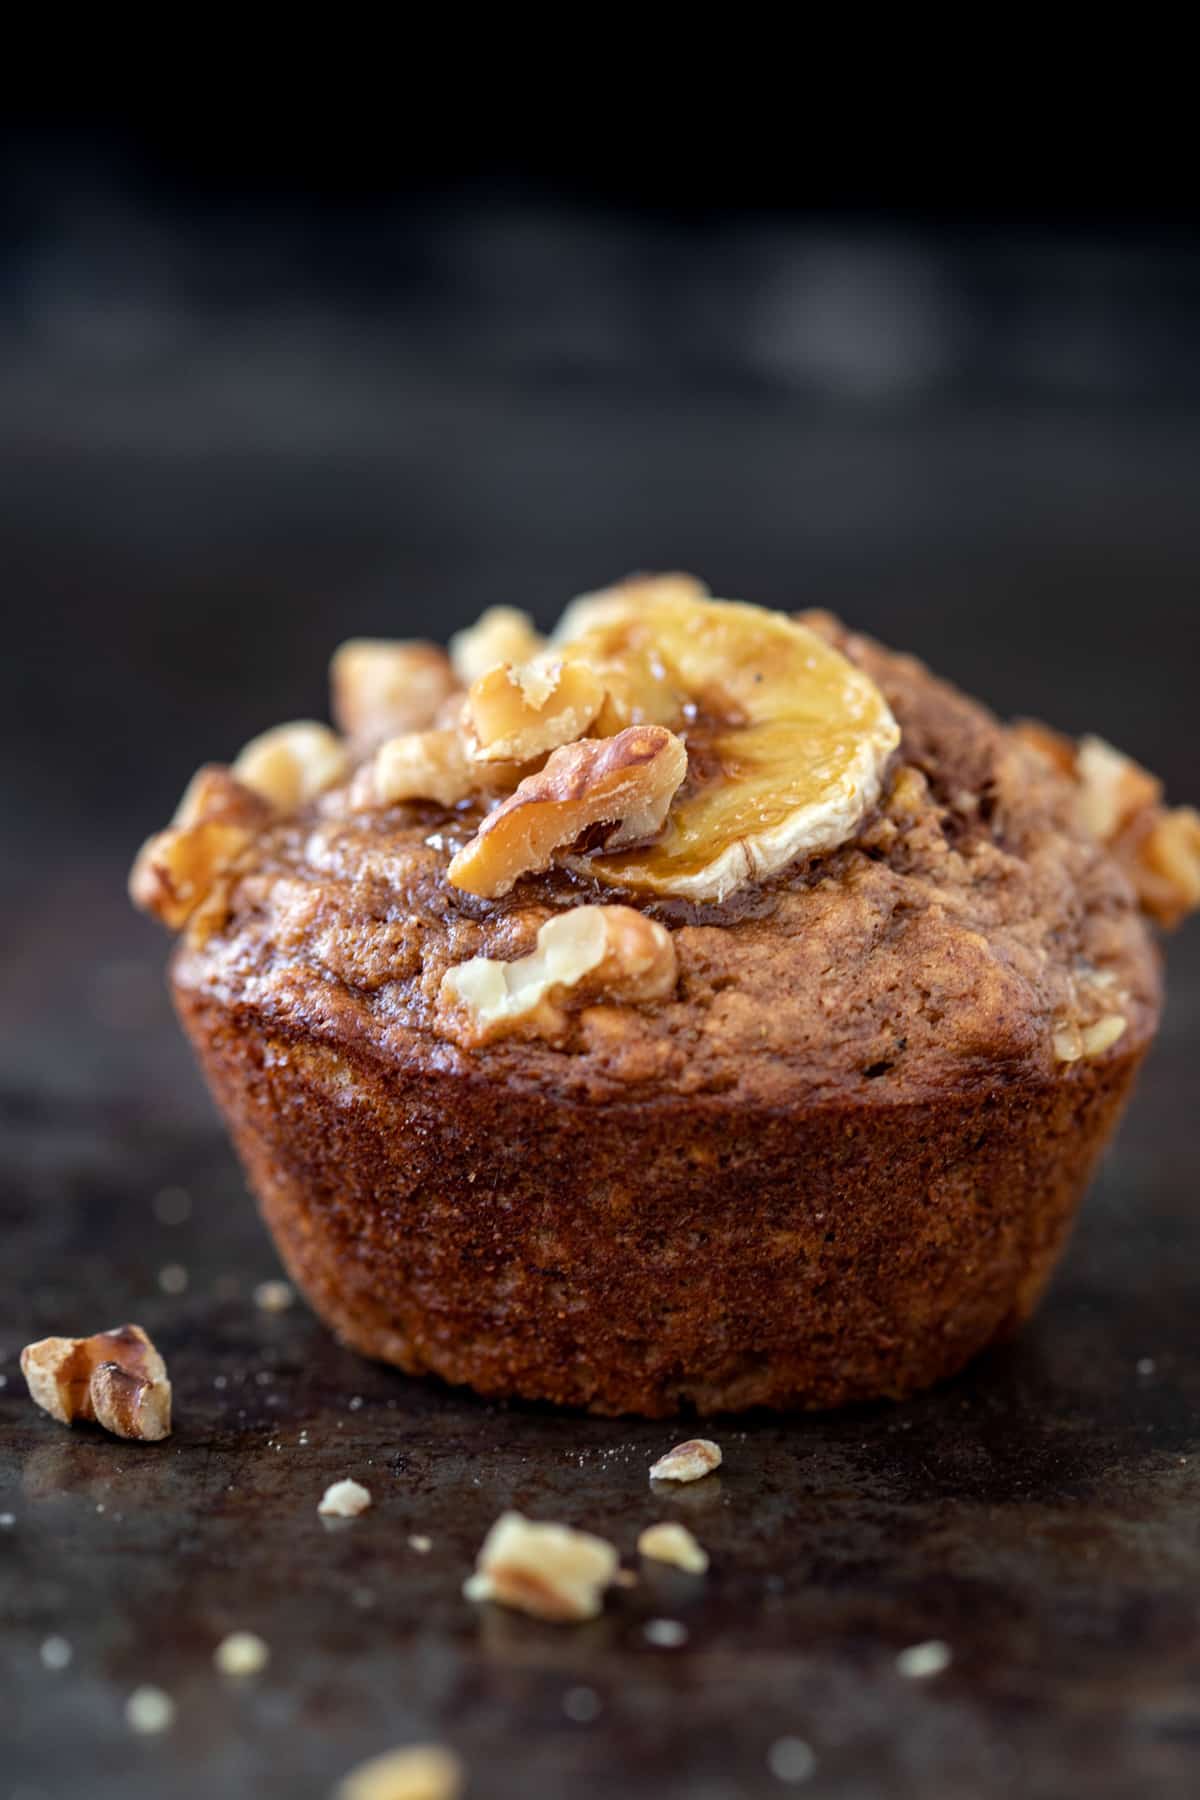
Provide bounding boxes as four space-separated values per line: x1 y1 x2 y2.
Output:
557 587 899 902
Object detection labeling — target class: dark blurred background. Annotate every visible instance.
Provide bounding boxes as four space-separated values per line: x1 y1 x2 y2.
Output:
2 124 1198 1124
5 126 1200 1800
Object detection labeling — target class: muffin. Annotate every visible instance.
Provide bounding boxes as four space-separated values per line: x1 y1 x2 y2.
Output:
131 577 1200 1416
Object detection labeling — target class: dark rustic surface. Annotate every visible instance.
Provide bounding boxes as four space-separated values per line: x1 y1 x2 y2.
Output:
2 397 1199 1798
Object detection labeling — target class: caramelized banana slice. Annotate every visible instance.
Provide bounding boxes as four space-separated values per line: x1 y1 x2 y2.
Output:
559 589 899 902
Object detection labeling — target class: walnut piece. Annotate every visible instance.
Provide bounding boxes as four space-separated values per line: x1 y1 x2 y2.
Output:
232 720 349 812
21 1324 171 1442
1074 734 1161 841
447 725 688 898
1016 722 1199 929
465 656 605 764
463 1510 619 1622
351 728 477 810
129 766 271 930
450 605 544 684
439 905 677 1047
637 1521 709 1574
1053 1014 1128 1064
1135 806 1200 929
335 1745 465 1800
649 1438 722 1483
318 1479 372 1518
331 639 459 742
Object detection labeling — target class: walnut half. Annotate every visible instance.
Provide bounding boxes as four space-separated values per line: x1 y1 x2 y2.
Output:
447 725 688 898
438 904 677 1046
21 1324 172 1441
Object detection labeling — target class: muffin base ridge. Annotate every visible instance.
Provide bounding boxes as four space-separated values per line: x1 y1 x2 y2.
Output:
177 988 1147 1417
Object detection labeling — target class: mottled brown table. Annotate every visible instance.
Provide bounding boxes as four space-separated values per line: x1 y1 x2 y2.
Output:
2 416 1199 1798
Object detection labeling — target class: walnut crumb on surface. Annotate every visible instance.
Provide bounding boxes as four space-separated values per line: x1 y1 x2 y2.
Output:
318 1479 372 1519
214 1631 270 1676
334 1743 465 1800
464 1511 619 1623
649 1439 722 1483
21 1324 171 1442
637 1521 709 1574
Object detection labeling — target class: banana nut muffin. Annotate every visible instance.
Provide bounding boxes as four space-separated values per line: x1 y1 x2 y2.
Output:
131 577 1200 1415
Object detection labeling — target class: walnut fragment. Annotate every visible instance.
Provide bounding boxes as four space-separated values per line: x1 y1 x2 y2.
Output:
637 1521 709 1574
318 1479 372 1518
438 904 677 1047
21 1324 171 1442
463 1511 619 1622
447 725 688 898
464 656 605 764
449 604 544 684
649 1438 722 1483
351 727 477 810
331 639 459 741
1016 722 1200 929
129 766 272 930
232 720 349 813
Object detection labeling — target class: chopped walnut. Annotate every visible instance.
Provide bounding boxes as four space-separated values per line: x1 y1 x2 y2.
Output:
331 639 459 741
463 1510 619 1622
232 720 349 812
318 1478 372 1518
335 1745 465 1800
351 728 477 810
1074 735 1161 842
1135 806 1200 929
637 1521 709 1574
21 1324 171 1442
447 725 688 898
1053 1013 1128 1063
465 656 605 764
450 605 545 684
649 1439 722 1483
439 905 677 1047
129 766 271 930
1015 722 1199 928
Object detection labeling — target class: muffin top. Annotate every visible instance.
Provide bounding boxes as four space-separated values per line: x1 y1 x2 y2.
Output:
137 578 1197 1109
